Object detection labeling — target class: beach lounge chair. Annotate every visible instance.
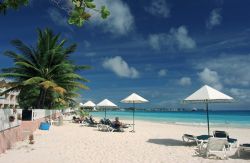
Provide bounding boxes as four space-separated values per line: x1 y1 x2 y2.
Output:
182 134 211 145
198 137 229 159
237 144 250 157
213 130 238 149
85 117 98 127
80 120 89 126
97 118 124 132
72 116 81 123
98 124 115 132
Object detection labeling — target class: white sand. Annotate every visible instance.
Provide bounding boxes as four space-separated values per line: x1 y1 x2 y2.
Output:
0 117 249 163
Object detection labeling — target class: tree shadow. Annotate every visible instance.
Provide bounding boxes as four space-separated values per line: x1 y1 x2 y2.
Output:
147 138 184 146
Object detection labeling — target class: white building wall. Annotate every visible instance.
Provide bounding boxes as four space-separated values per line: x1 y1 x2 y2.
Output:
32 109 60 120
0 109 22 131
0 88 19 109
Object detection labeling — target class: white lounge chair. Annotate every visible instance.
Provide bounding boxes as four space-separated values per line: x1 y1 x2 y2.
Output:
97 124 114 132
198 137 229 159
237 144 250 157
213 130 238 149
182 134 211 145
80 120 89 126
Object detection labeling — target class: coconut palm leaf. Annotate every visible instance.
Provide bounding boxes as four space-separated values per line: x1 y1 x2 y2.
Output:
1 28 90 109
23 77 46 85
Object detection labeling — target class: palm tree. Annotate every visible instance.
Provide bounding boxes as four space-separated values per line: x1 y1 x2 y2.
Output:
0 28 89 109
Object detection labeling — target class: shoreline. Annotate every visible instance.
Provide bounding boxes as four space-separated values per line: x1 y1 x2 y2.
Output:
92 115 250 129
90 110 250 129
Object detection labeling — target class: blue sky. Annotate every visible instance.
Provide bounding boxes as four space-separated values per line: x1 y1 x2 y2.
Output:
1 0 250 110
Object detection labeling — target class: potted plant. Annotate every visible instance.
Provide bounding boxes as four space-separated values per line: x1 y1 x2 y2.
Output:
29 134 35 144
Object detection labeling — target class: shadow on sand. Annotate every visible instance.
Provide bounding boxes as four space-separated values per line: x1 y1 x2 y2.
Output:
229 152 250 160
147 138 184 146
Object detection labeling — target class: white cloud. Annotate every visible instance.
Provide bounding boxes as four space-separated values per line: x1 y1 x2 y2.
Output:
145 0 170 18
49 0 134 35
171 26 196 49
148 26 196 50
91 0 135 36
206 8 222 29
148 34 161 50
229 88 250 102
179 77 191 86
195 54 250 87
198 68 223 90
47 8 72 30
158 69 167 77
102 56 139 78
230 88 246 99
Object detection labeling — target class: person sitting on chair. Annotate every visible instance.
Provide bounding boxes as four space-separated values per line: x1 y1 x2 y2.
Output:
112 117 122 130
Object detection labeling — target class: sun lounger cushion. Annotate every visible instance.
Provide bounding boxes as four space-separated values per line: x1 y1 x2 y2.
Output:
197 135 212 140
241 144 250 147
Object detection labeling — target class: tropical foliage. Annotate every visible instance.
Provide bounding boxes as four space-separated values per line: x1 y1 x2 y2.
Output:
77 109 89 118
0 0 110 27
0 28 89 109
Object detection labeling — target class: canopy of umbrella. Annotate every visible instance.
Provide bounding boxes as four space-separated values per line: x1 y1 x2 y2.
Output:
183 85 234 135
121 93 149 132
97 99 118 118
81 100 96 111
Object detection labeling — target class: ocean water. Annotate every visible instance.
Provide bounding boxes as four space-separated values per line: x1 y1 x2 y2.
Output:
90 110 250 128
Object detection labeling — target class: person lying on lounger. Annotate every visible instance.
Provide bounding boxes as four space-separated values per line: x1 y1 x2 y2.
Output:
89 115 98 124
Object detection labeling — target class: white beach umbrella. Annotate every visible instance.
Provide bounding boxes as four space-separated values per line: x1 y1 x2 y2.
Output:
97 99 117 118
82 101 96 107
121 93 149 132
183 85 233 135
82 101 96 111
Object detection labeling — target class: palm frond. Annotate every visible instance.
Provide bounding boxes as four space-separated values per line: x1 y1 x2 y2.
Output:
0 73 30 78
23 77 46 85
39 80 57 89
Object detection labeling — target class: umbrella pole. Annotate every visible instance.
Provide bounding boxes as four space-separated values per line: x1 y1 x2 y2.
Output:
105 108 106 119
206 102 210 135
131 102 135 132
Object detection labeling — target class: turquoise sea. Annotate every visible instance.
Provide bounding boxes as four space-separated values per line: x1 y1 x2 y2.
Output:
91 110 250 128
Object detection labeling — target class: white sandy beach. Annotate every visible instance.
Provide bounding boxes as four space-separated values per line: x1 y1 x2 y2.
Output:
0 117 249 163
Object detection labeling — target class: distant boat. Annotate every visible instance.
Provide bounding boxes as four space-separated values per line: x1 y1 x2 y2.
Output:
191 108 198 111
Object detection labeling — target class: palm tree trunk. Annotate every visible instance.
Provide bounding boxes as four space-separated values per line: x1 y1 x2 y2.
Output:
36 88 44 108
41 89 47 109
